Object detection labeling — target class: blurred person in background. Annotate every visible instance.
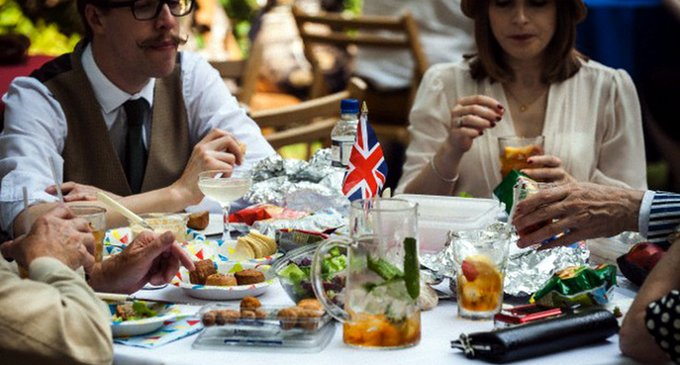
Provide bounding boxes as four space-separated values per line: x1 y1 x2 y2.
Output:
0 0 276 238
396 0 646 197
355 0 474 95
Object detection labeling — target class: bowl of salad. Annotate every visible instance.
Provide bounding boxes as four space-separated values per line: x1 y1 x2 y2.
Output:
272 243 346 306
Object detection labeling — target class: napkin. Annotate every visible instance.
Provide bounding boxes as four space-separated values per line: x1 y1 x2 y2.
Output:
113 304 203 348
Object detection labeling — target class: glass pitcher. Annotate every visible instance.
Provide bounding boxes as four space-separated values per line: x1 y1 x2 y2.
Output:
311 198 420 349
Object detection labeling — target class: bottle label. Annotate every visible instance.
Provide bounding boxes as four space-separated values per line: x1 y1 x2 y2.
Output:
331 136 355 168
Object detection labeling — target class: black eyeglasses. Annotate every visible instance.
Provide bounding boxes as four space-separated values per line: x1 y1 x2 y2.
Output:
100 0 194 21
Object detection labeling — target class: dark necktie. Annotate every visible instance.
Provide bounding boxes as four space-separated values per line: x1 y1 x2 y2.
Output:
123 98 148 194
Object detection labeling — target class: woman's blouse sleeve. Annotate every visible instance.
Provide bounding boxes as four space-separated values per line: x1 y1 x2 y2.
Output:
645 289 680 363
591 69 647 190
395 64 454 193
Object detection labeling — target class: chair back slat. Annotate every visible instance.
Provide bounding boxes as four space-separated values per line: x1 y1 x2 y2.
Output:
292 6 428 100
208 35 263 106
251 77 367 152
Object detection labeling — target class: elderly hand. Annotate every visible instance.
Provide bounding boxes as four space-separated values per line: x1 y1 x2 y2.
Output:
172 128 245 205
521 155 577 184
1 205 95 272
511 182 643 249
88 231 195 294
46 182 122 202
448 95 504 154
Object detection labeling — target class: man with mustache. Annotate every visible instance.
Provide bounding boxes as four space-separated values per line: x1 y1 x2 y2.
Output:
0 0 276 236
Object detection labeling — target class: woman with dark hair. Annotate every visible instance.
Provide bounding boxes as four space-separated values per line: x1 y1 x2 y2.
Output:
396 0 646 197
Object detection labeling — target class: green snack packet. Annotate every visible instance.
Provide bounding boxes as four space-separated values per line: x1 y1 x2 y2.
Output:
493 170 530 214
531 264 617 308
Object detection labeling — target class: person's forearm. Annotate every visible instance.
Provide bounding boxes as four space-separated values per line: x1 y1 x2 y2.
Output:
12 203 59 237
620 238 680 362
620 188 645 233
403 144 461 195
117 184 195 219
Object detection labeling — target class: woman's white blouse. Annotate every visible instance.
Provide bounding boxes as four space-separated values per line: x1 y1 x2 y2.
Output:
396 59 647 197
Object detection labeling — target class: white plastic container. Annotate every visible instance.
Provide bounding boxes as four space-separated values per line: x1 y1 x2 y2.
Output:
393 194 503 253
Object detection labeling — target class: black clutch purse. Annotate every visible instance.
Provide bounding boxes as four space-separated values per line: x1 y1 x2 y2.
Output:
451 308 619 363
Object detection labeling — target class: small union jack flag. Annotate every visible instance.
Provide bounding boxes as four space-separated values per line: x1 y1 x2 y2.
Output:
342 103 388 201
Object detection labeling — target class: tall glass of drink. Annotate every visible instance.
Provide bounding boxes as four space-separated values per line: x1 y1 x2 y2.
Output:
198 170 252 241
70 205 107 262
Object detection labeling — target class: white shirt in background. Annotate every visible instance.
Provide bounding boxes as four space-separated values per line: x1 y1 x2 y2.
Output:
354 0 475 90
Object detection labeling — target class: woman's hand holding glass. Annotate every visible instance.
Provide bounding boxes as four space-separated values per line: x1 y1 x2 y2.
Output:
521 154 577 184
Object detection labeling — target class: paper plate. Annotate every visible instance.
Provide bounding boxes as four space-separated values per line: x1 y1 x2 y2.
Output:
172 261 274 301
105 229 281 264
193 213 224 237
183 239 283 264
109 302 177 338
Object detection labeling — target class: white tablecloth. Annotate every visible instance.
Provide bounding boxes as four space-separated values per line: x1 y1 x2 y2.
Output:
113 281 642 365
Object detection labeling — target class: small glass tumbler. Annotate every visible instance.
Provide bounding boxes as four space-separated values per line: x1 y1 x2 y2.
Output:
70 205 107 262
452 223 513 320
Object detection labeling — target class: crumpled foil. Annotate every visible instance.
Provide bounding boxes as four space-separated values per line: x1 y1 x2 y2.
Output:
612 231 646 245
421 224 591 297
245 149 349 213
503 245 590 296
252 208 346 237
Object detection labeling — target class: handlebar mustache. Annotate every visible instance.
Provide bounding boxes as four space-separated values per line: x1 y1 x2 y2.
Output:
138 33 188 48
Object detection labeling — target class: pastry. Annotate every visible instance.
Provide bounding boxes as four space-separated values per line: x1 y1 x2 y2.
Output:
189 259 216 285
234 269 265 285
205 273 237 286
187 210 209 230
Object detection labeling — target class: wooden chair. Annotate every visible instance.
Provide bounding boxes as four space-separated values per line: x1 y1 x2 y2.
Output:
292 6 428 102
208 36 263 107
250 76 367 157
292 6 429 188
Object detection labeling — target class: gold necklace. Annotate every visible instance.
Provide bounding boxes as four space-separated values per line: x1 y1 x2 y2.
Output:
504 85 548 112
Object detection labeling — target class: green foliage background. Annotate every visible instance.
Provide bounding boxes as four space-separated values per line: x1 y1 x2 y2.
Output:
0 0 80 55
0 0 362 56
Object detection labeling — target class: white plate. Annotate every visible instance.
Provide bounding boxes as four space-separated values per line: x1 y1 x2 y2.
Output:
172 261 274 301
182 239 283 264
109 302 176 338
196 214 225 237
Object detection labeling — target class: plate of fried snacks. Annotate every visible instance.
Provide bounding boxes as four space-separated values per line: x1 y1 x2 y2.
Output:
173 259 274 300
109 301 176 337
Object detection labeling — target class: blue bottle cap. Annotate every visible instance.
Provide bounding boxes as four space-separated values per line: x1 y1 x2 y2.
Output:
340 98 360 114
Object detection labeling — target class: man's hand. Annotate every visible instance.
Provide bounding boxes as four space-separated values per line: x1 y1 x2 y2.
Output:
1 205 95 272
88 231 195 294
511 182 643 249
46 182 122 202
171 128 245 205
